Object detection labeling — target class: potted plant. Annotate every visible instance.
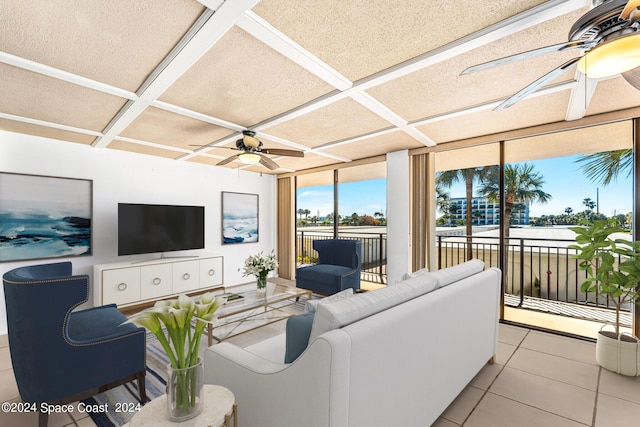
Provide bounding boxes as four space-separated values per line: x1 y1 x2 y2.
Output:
570 219 640 376
125 293 223 420
241 251 279 292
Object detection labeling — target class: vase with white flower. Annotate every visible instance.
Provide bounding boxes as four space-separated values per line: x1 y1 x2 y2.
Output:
124 293 223 421
242 251 279 292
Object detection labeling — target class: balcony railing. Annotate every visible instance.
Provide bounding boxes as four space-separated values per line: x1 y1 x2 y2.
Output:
437 234 632 325
296 231 387 284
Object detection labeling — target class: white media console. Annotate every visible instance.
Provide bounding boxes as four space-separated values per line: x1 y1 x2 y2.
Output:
93 255 223 307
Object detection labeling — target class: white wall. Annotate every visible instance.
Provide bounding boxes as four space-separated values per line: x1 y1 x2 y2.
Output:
386 150 410 284
0 130 277 334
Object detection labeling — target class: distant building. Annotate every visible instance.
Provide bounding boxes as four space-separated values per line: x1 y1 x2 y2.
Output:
450 197 529 225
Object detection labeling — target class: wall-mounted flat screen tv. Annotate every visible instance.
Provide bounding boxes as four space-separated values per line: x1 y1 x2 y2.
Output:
118 203 205 256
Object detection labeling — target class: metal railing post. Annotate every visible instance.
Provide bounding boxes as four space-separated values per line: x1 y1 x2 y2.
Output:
519 238 525 307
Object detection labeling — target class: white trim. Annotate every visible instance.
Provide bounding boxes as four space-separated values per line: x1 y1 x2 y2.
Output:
113 136 194 154
0 112 103 137
237 11 353 91
0 52 137 100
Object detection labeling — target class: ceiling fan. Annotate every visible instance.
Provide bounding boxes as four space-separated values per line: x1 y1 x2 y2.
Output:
461 0 640 110
197 130 304 170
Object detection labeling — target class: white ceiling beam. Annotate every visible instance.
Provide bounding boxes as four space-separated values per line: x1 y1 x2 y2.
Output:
0 112 103 137
152 100 246 132
92 0 259 148
237 11 353 91
244 0 589 147
113 136 194 154
0 52 138 100
313 128 399 151
411 79 578 127
349 0 590 94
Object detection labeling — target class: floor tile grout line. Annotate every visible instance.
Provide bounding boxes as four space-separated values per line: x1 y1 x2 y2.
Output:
591 367 602 427
482 390 593 427
459 329 530 426
503 362 599 393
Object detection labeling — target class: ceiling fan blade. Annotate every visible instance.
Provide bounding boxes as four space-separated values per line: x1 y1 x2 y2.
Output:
620 0 640 19
495 57 580 110
258 154 279 170
461 40 592 75
261 148 305 157
217 154 240 166
622 66 640 90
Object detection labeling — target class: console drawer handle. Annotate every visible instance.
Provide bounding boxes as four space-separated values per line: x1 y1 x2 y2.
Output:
208 269 215 276
117 283 127 291
153 277 161 285
183 273 190 280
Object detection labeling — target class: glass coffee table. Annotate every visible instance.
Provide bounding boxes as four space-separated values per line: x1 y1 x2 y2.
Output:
207 283 312 346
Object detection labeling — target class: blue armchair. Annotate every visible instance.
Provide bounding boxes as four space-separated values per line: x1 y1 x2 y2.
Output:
2 262 147 427
296 239 362 295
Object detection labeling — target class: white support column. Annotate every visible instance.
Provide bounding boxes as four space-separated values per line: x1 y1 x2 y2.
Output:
386 150 410 284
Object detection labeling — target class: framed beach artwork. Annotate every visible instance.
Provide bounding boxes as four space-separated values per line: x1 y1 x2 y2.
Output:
221 192 258 244
0 172 92 262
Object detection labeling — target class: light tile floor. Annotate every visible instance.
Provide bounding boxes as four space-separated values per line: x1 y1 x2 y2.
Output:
2 323 640 426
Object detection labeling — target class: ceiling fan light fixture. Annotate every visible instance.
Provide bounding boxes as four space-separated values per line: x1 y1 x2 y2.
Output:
577 33 640 78
238 153 261 165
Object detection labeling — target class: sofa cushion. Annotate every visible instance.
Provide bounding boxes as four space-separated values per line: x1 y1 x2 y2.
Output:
305 288 354 312
309 275 438 342
400 267 429 281
284 311 315 363
430 259 485 288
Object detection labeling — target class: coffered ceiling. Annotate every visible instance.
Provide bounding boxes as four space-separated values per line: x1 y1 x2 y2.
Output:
2 0 640 174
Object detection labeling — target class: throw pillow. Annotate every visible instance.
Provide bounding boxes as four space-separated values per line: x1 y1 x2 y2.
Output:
284 311 315 363
304 287 354 313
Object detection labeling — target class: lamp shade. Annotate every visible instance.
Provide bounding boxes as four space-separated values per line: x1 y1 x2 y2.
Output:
577 34 640 78
239 153 261 165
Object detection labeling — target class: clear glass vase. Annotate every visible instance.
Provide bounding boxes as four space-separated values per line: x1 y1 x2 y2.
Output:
256 274 268 292
166 358 204 421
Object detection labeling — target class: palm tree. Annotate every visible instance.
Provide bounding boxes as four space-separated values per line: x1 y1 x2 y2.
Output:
478 163 552 238
437 167 496 260
575 149 632 186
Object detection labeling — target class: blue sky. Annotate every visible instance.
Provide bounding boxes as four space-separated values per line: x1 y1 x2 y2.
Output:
296 155 633 219
297 178 387 219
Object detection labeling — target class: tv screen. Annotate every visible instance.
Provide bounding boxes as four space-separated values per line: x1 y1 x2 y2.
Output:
118 203 205 256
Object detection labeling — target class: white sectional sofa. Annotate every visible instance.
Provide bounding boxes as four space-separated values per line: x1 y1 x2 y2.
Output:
204 260 501 427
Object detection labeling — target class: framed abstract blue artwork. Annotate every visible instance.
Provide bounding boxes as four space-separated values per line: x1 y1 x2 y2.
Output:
0 172 92 262
221 192 258 244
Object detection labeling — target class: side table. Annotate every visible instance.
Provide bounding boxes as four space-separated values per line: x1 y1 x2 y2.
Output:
130 384 237 427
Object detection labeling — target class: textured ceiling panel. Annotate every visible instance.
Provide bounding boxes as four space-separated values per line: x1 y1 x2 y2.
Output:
435 143 500 172
322 131 424 160
417 91 571 144
0 119 96 145
160 26 335 126
275 152 338 171
3 1 640 175
252 0 547 81
107 140 185 160
367 8 588 120
0 0 205 91
263 98 392 148
0 64 127 131
120 107 234 149
585 77 640 117
505 120 632 162
187 155 232 166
